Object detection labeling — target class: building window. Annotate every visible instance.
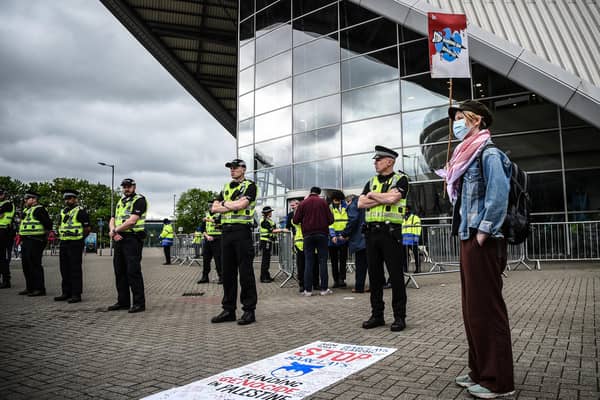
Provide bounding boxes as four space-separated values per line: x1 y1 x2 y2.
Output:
342 114 401 155
255 106 292 142
342 80 400 123
293 94 340 133
294 125 341 162
293 63 340 103
292 3 338 46
294 158 341 189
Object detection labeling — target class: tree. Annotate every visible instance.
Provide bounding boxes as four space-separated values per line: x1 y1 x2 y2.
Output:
175 188 218 233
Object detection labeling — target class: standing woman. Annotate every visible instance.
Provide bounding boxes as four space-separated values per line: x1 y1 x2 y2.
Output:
439 101 515 399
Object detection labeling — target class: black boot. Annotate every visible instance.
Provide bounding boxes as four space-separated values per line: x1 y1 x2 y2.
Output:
0 279 10 289
197 275 209 284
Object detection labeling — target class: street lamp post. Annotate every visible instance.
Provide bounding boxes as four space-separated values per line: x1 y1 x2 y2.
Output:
98 162 115 256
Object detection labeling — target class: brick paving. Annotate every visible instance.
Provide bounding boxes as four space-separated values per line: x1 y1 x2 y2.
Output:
0 249 598 399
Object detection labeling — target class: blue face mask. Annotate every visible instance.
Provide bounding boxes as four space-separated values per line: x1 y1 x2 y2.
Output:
452 119 469 141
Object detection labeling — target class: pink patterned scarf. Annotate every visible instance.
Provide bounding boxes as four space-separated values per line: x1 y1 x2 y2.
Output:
436 129 491 202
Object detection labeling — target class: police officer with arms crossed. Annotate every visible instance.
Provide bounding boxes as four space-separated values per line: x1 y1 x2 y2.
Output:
55 189 91 303
211 158 258 325
0 188 16 289
359 145 409 332
19 191 53 296
107 178 148 313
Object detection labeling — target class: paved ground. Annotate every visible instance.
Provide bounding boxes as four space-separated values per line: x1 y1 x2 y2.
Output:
0 249 598 400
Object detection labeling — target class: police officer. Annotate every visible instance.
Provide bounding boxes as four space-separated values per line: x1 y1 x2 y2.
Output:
329 191 349 288
19 191 52 296
197 205 223 284
285 198 305 292
259 206 282 283
107 178 148 313
55 189 91 303
210 158 258 325
358 145 409 332
402 205 422 274
159 218 174 265
0 188 16 288
192 226 202 259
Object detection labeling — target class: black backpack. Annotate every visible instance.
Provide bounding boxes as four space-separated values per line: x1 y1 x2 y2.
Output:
479 144 531 245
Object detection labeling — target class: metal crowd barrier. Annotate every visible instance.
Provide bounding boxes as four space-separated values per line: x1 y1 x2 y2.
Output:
272 231 297 287
171 234 201 266
527 221 600 268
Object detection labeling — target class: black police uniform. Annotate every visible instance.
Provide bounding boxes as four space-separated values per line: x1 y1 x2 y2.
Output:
199 212 223 283
57 204 90 301
0 198 16 288
20 203 52 295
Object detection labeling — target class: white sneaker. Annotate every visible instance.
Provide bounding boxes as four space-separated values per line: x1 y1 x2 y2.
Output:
320 289 333 296
302 290 312 297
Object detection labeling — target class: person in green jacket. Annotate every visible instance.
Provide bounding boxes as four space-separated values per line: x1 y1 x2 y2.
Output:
159 218 174 265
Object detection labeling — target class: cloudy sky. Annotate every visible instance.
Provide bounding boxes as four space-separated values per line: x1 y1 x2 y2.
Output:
0 0 235 218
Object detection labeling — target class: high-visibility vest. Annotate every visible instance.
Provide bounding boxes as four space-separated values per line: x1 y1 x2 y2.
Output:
292 221 303 251
402 214 422 245
160 224 174 239
192 231 202 244
365 172 408 224
329 205 348 232
59 206 84 240
114 194 147 232
0 200 15 228
260 218 276 242
221 180 256 225
205 212 222 236
19 205 46 236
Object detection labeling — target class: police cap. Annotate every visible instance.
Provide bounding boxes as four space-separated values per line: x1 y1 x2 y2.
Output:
262 205 273 214
225 159 247 168
120 178 136 187
448 100 493 128
24 190 41 200
163 218 170 224
62 189 79 199
372 145 398 160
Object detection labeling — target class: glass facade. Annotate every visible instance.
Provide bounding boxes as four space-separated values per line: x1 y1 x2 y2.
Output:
237 0 600 223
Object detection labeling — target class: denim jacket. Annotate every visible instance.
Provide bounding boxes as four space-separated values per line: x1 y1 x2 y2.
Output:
454 141 512 240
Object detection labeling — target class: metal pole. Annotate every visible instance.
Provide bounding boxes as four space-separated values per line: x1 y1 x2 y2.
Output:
110 165 114 256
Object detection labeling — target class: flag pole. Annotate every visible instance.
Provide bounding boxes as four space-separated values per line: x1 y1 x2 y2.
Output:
443 78 454 199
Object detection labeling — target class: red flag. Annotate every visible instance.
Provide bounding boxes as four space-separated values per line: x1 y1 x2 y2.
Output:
428 13 470 78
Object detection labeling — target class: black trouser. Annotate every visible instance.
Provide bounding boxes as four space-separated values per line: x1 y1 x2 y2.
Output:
221 226 256 312
295 246 304 289
21 237 46 292
59 240 84 297
329 244 348 283
354 248 368 291
405 244 421 273
163 245 171 263
202 237 222 279
113 235 145 307
259 240 272 280
0 229 14 283
366 228 407 319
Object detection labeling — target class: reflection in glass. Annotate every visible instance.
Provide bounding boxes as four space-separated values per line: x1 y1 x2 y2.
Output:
238 145 254 169
340 18 397 59
292 3 338 46
239 42 255 71
471 62 526 99
343 153 375 189
402 106 447 147
238 118 254 147
255 167 293 198
401 75 470 111
293 64 339 103
240 2 254 22
294 126 340 162
293 34 339 74
293 0 336 18
343 114 400 155
341 47 398 90
256 24 292 63
408 181 453 219
340 0 379 29
402 146 444 181
256 0 291 34
481 94 558 134
256 51 292 88
494 131 561 171
255 106 292 142
399 39 429 76
254 78 292 115
342 80 399 123
529 172 565 213
238 92 254 121
562 125 600 169
565 169 600 215
293 94 340 133
240 18 255 45
294 158 341 189
239 66 254 95
255 136 292 169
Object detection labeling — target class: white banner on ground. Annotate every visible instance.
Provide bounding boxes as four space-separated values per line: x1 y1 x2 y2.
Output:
142 341 396 400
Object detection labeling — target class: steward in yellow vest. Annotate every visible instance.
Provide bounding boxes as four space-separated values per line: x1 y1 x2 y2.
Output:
210 158 258 325
197 209 223 284
328 191 349 288
108 178 148 313
358 145 409 332
402 205 422 274
0 188 16 288
55 189 91 303
284 198 306 292
159 219 174 265
19 190 52 296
